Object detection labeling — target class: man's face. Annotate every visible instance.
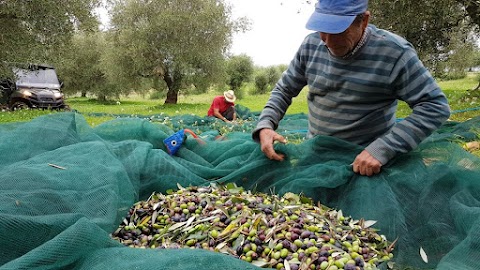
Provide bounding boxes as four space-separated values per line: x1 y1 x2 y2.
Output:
319 12 369 57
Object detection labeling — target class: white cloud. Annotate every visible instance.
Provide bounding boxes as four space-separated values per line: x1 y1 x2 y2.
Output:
227 0 315 66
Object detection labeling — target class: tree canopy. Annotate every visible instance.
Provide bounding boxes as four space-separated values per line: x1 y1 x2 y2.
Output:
369 0 479 76
225 54 254 96
105 0 247 104
0 0 101 77
57 32 113 99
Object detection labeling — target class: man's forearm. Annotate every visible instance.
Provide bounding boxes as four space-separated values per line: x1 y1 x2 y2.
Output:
214 111 227 121
366 92 450 164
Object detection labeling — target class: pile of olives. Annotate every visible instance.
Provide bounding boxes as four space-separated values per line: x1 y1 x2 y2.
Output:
111 184 394 270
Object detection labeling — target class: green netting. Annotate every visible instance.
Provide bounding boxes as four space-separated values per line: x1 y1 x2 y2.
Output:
0 110 479 270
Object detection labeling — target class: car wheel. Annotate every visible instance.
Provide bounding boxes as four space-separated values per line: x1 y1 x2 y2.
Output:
57 104 71 111
11 101 30 111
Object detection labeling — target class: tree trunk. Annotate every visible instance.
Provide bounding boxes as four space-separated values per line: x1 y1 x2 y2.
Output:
163 70 182 104
165 88 178 104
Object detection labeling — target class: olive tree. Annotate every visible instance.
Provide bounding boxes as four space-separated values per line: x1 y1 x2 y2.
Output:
57 32 120 100
251 65 282 95
265 66 282 86
457 0 480 27
0 0 101 77
225 54 254 97
106 0 247 104
254 71 269 95
369 0 479 77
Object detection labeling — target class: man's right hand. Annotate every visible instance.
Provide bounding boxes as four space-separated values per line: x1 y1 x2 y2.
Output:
259 129 287 161
352 150 382 176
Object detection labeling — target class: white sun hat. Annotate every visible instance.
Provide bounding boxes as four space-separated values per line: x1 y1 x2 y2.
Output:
223 90 236 103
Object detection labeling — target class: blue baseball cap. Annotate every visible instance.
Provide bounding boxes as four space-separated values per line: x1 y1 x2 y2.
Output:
306 0 368 34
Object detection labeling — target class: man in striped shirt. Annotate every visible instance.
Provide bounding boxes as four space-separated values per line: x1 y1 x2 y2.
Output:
252 0 450 176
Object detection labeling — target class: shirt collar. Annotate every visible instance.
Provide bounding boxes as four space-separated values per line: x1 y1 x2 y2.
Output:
340 27 371 60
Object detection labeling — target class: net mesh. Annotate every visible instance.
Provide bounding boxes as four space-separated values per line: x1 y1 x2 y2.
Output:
0 107 479 270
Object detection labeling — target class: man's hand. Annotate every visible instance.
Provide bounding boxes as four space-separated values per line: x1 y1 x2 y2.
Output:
352 150 382 176
213 109 229 123
259 129 287 161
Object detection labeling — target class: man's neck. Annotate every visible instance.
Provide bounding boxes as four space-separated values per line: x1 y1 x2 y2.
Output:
341 27 370 59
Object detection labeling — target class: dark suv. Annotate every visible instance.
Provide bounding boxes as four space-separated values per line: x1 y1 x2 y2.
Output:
0 63 68 110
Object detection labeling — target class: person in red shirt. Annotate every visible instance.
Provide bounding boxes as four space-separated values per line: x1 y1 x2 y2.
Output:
207 90 237 123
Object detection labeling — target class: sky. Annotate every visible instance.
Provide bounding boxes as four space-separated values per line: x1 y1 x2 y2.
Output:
226 0 315 66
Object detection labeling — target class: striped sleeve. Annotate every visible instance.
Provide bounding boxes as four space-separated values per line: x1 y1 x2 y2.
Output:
252 41 308 141
365 47 450 164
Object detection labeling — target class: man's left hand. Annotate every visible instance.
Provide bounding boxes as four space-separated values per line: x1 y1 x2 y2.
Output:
352 150 382 176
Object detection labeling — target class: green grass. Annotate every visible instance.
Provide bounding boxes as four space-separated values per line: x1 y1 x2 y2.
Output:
1 73 479 127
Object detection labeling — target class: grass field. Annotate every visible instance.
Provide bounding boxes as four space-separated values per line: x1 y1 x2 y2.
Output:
1 73 479 127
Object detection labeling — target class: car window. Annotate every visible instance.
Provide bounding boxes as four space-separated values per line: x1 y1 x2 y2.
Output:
13 68 61 88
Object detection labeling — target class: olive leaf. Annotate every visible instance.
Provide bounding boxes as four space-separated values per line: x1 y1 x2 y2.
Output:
232 234 245 251
151 210 158 224
168 221 186 231
251 259 269 267
284 259 291 270
139 216 151 226
420 246 429 263
152 202 161 210
363 220 377 228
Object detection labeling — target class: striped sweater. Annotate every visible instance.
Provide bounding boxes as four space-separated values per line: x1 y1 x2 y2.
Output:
252 25 450 165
